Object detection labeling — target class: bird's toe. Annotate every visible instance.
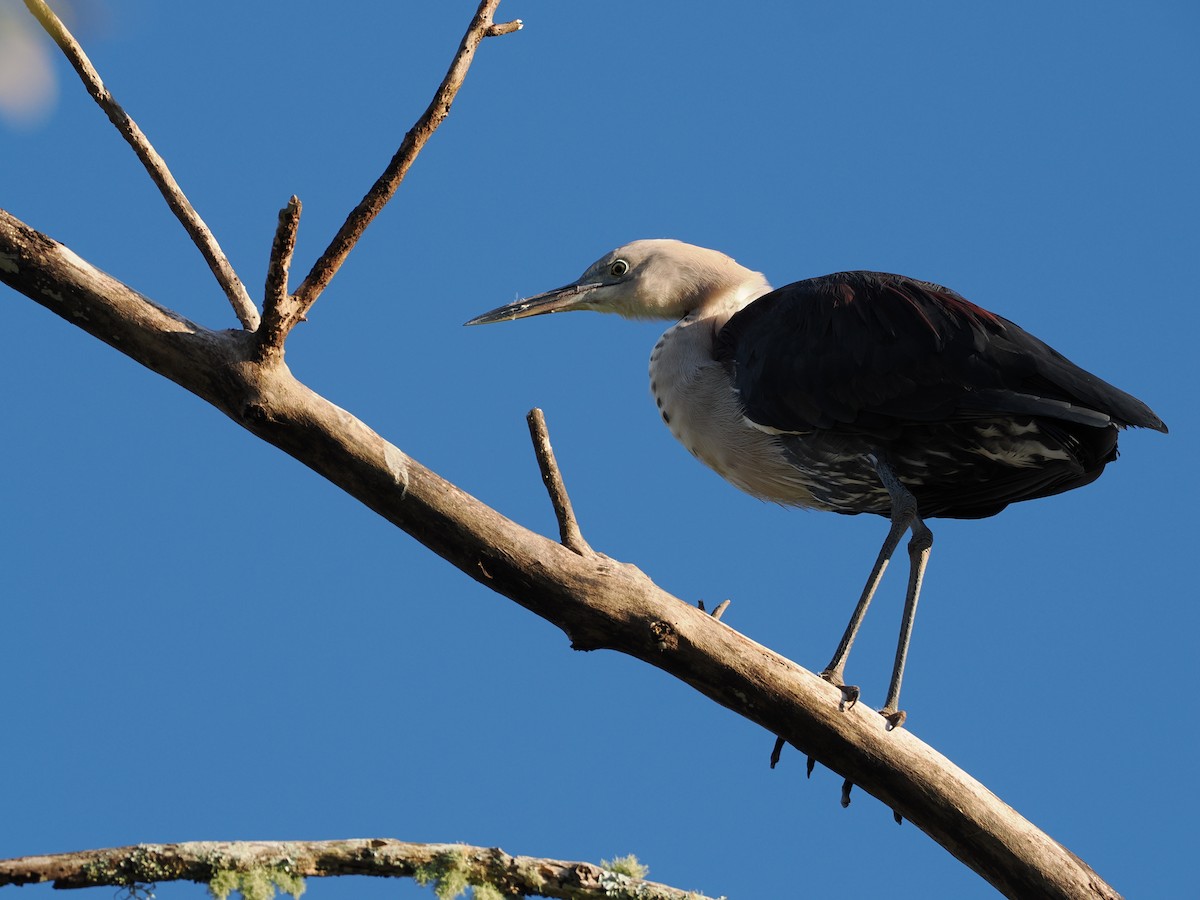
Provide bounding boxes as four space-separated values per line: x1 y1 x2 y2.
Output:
880 708 907 731
839 684 861 711
820 670 860 710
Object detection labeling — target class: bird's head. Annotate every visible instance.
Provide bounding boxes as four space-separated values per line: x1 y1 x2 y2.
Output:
465 239 770 326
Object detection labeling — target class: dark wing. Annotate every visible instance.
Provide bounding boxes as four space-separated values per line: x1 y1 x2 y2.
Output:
714 271 1167 438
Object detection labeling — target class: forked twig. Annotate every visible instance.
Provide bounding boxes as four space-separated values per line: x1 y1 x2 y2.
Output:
286 0 522 327
23 0 260 331
527 408 591 555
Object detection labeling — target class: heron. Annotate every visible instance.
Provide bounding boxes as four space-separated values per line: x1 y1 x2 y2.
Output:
466 239 1166 728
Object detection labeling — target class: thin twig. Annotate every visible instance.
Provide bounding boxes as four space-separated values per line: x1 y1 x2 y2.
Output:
527 408 591 555
289 0 522 321
257 196 303 360
486 20 523 37
22 0 260 331
710 599 731 620
0 839 716 900
265 196 301 311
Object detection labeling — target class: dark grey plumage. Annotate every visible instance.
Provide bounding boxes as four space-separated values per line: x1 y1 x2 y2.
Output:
715 271 1166 519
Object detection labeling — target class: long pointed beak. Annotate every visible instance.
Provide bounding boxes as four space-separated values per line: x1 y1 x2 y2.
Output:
464 282 602 326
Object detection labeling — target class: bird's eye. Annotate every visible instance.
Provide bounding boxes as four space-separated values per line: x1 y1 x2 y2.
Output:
609 259 629 278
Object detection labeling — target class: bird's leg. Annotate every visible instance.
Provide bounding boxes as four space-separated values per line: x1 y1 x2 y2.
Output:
873 464 933 730
820 460 914 709
877 518 932 729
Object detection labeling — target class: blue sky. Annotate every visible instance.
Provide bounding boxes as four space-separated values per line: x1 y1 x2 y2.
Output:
3 1 1197 897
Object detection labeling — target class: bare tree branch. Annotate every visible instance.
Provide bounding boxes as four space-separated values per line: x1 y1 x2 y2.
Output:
254 2 521 361
257 196 303 362
0 207 1122 900
22 0 260 331
0 839 714 900
285 0 523 329
527 407 592 555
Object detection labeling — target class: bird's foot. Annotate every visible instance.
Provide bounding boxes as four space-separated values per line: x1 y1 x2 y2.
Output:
820 670 860 711
769 735 786 769
879 707 907 731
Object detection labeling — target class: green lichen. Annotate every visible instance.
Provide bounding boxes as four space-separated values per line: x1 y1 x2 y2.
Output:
208 869 240 900
124 847 174 885
413 847 470 900
411 847 501 900
81 858 122 885
78 848 172 896
600 854 649 880
207 867 305 900
514 859 546 892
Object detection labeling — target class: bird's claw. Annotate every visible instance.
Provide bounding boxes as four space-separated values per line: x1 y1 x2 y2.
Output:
839 684 861 711
880 708 907 731
820 671 860 711
769 735 785 769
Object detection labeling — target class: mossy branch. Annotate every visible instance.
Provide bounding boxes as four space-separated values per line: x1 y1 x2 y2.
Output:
0 840 718 900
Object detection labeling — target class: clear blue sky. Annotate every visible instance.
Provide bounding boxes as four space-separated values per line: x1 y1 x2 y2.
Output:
3 2 1197 897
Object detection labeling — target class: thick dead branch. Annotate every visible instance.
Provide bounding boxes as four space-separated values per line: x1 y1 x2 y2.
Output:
22 0 259 331
0 207 1122 900
0 840 712 900
282 0 522 334
527 407 592 555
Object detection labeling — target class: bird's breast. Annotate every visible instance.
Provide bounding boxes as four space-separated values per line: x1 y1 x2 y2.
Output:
648 317 822 507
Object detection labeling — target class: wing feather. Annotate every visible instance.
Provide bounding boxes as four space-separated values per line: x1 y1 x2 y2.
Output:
714 272 1166 437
